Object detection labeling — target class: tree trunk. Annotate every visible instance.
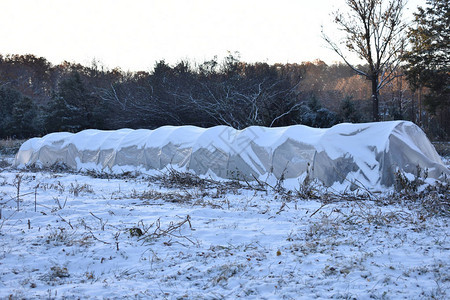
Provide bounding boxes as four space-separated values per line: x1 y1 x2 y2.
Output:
371 77 380 122
418 87 422 125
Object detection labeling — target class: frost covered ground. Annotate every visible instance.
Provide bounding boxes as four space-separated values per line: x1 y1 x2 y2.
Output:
0 156 449 299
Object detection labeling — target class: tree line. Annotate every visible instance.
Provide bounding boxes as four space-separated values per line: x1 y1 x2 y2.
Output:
0 54 346 135
0 52 447 140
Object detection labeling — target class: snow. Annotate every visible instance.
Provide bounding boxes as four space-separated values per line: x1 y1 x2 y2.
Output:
0 162 448 299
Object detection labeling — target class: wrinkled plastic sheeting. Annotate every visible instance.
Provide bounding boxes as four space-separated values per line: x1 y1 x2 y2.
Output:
14 121 449 190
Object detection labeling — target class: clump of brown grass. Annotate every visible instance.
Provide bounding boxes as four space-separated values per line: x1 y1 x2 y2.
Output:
0 139 25 155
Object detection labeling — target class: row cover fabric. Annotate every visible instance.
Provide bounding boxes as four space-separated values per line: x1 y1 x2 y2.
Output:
14 121 449 190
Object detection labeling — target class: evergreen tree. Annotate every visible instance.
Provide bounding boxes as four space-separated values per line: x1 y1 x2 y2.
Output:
300 95 339 128
44 93 74 132
307 95 321 112
44 72 103 132
340 97 361 123
11 95 38 138
403 0 449 114
0 86 20 137
0 86 40 138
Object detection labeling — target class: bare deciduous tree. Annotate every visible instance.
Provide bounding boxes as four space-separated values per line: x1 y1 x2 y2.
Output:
322 0 407 121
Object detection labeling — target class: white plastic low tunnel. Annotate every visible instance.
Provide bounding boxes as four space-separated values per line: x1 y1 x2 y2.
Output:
14 121 449 191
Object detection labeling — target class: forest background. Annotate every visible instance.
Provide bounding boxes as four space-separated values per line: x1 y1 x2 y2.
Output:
1 52 448 140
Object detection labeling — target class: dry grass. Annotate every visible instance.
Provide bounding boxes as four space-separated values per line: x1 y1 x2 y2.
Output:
432 142 450 157
131 189 193 204
0 159 11 169
0 139 25 155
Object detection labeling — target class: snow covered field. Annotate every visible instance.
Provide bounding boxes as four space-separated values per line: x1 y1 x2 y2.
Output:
0 156 448 299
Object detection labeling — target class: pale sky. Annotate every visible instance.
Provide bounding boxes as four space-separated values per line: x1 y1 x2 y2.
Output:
0 0 424 71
